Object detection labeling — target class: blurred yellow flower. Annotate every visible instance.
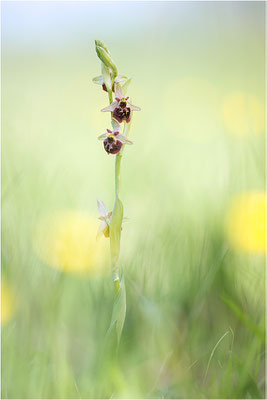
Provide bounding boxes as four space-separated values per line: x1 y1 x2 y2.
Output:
33 210 110 276
1 279 16 325
226 192 266 253
223 92 264 136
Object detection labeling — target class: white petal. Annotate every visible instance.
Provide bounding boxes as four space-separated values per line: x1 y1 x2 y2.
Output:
92 75 104 85
98 133 107 141
101 101 118 112
112 119 121 132
116 134 133 145
96 220 108 240
97 199 108 217
128 102 141 111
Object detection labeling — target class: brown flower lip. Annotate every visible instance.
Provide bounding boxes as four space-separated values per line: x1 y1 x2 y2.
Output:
104 135 123 154
113 103 131 123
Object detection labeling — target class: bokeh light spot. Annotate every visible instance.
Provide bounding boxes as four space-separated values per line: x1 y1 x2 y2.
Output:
33 210 109 277
226 191 266 253
223 92 264 136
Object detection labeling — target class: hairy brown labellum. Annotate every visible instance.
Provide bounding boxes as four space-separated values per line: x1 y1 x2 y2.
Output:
113 106 131 123
103 136 123 154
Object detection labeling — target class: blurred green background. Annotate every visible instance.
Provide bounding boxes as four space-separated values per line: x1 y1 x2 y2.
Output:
1 1 265 398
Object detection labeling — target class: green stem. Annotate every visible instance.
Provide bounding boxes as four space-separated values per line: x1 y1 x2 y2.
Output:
115 153 122 199
106 88 122 294
112 153 122 296
111 121 133 295
108 89 113 106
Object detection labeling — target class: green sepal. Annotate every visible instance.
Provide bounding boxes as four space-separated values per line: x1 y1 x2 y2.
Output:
92 75 104 85
122 78 132 96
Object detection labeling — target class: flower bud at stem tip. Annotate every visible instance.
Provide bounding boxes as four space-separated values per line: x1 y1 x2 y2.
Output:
95 39 110 54
95 44 118 77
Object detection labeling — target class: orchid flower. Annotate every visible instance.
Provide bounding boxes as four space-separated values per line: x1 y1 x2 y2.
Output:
101 84 141 123
97 199 112 239
98 119 133 155
97 199 128 240
93 72 130 93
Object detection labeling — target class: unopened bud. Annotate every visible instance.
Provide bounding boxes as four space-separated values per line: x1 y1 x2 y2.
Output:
95 39 110 55
95 42 118 77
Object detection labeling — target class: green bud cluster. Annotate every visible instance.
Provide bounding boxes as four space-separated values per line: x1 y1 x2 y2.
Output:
95 39 118 79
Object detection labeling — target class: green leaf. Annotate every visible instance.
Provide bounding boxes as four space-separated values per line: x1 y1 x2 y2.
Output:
107 273 126 344
231 353 263 399
107 198 125 345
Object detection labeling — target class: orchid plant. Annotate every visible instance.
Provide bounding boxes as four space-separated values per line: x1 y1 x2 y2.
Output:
93 40 140 344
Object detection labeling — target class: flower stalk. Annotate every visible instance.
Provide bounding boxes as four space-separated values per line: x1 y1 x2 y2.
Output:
93 39 140 342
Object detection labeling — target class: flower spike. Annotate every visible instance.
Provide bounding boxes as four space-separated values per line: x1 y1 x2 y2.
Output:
93 39 141 344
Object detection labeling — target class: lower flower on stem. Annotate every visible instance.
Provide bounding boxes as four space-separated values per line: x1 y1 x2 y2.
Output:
98 119 133 155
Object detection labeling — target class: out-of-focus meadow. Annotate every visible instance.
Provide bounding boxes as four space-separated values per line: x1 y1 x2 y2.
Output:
1 1 265 398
